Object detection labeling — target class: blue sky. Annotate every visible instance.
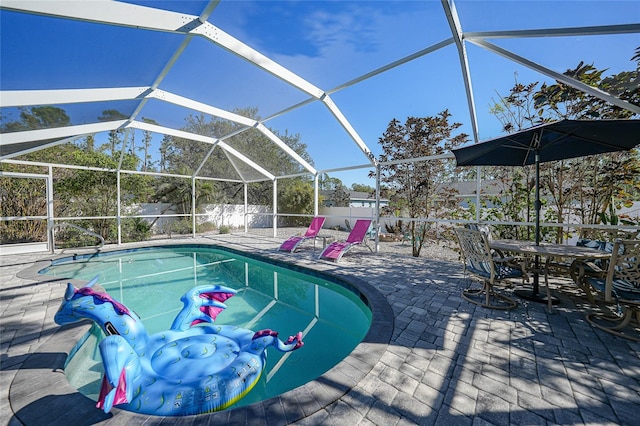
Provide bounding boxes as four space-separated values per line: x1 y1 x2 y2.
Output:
1 0 639 187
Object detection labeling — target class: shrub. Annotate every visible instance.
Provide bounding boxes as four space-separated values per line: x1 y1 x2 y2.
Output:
197 221 217 233
121 217 152 243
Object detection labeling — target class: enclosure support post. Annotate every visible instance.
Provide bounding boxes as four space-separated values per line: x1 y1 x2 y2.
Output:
47 166 55 253
244 183 248 232
375 164 381 253
117 171 122 245
475 166 481 223
272 179 278 238
313 173 319 216
192 177 196 238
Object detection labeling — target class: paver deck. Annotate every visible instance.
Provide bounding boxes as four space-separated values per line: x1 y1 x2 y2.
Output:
1 233 639 425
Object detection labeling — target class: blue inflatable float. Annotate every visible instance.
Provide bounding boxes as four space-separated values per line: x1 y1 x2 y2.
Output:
54 277 304 416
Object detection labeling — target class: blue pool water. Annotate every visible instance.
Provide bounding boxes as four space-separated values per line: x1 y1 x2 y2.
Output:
40 245 372 410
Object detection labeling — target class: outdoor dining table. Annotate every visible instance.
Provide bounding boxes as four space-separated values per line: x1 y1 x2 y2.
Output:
488 239 612 309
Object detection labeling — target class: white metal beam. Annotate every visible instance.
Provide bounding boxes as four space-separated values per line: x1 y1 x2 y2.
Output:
468 38 640 116
0 87 150 107
0 120 126 144
0 1 325 100
3 158 118 173
254 123 317 174
216 141 274 180
380 152 456 167
147 91 317 175
129 120 219 145
321 95 377 165
465 23 640 39
1 87 315 175
191 22 325 99
0 135 82 160
0 170 47 179
220 149 248 182
441 0 480 144
327 38 455 96
128 120 274 180
0 1 197 33
149 89 257 127
1 158 240 182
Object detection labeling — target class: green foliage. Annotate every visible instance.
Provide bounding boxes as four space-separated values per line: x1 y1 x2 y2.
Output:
121 218 152 243
156 106 318 220
489 77 540 132
278 179 315 225
0 177 48 243
138 117 159 172
534 61 639 120
197 222 217 234
319 174 350 207
599 201 618 226
2 106 70 132
351 183 375 193
121 173 157 204
98 109 129 157
376 110 469 256
167 219 193 235
52 219 116 248
319 174 343 190
489 50 640 241
3 102 318 245
53 150 132 240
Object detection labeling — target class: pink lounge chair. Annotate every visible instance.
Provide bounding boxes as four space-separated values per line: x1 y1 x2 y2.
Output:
319 219 372 262
277 217 326 252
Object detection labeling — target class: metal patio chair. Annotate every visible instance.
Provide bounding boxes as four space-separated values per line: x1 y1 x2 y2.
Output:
454 227 522 310
583 239 640 341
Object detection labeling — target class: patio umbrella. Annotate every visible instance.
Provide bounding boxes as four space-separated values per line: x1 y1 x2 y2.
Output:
452 119 640 301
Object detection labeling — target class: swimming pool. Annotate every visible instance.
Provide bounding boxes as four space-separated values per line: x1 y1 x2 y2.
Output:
41 245 372 412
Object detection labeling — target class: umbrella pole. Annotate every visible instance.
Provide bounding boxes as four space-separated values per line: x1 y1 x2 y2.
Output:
514 141 558 306
533 150 541 294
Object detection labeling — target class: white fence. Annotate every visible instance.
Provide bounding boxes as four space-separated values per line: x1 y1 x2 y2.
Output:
134 204 391 232
318 206 377 229
3 200 638 256
135 204 439 232
200 204 272 228
129 203 273 231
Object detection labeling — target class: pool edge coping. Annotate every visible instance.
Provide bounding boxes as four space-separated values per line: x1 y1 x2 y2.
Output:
10 240 394 425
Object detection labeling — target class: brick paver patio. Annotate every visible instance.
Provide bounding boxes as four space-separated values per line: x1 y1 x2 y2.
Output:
1 233 639 425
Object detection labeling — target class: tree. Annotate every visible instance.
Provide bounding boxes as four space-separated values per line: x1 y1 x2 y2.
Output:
139 117 158 172
159 108 316 222
278 180 315 226
0 176 47 243
54 150 141 242
375 110 469 256
490 49 640 242
351 183 375 193
534 61 639 120
98 109 129 157
485 77 546 239
319 174 350 207
2 105 71 133
0 105 159 244
1 106 73 243
535 55 640 233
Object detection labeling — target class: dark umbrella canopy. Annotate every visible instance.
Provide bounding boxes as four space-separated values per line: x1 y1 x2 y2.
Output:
452 119 640 301
453 119 640 167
